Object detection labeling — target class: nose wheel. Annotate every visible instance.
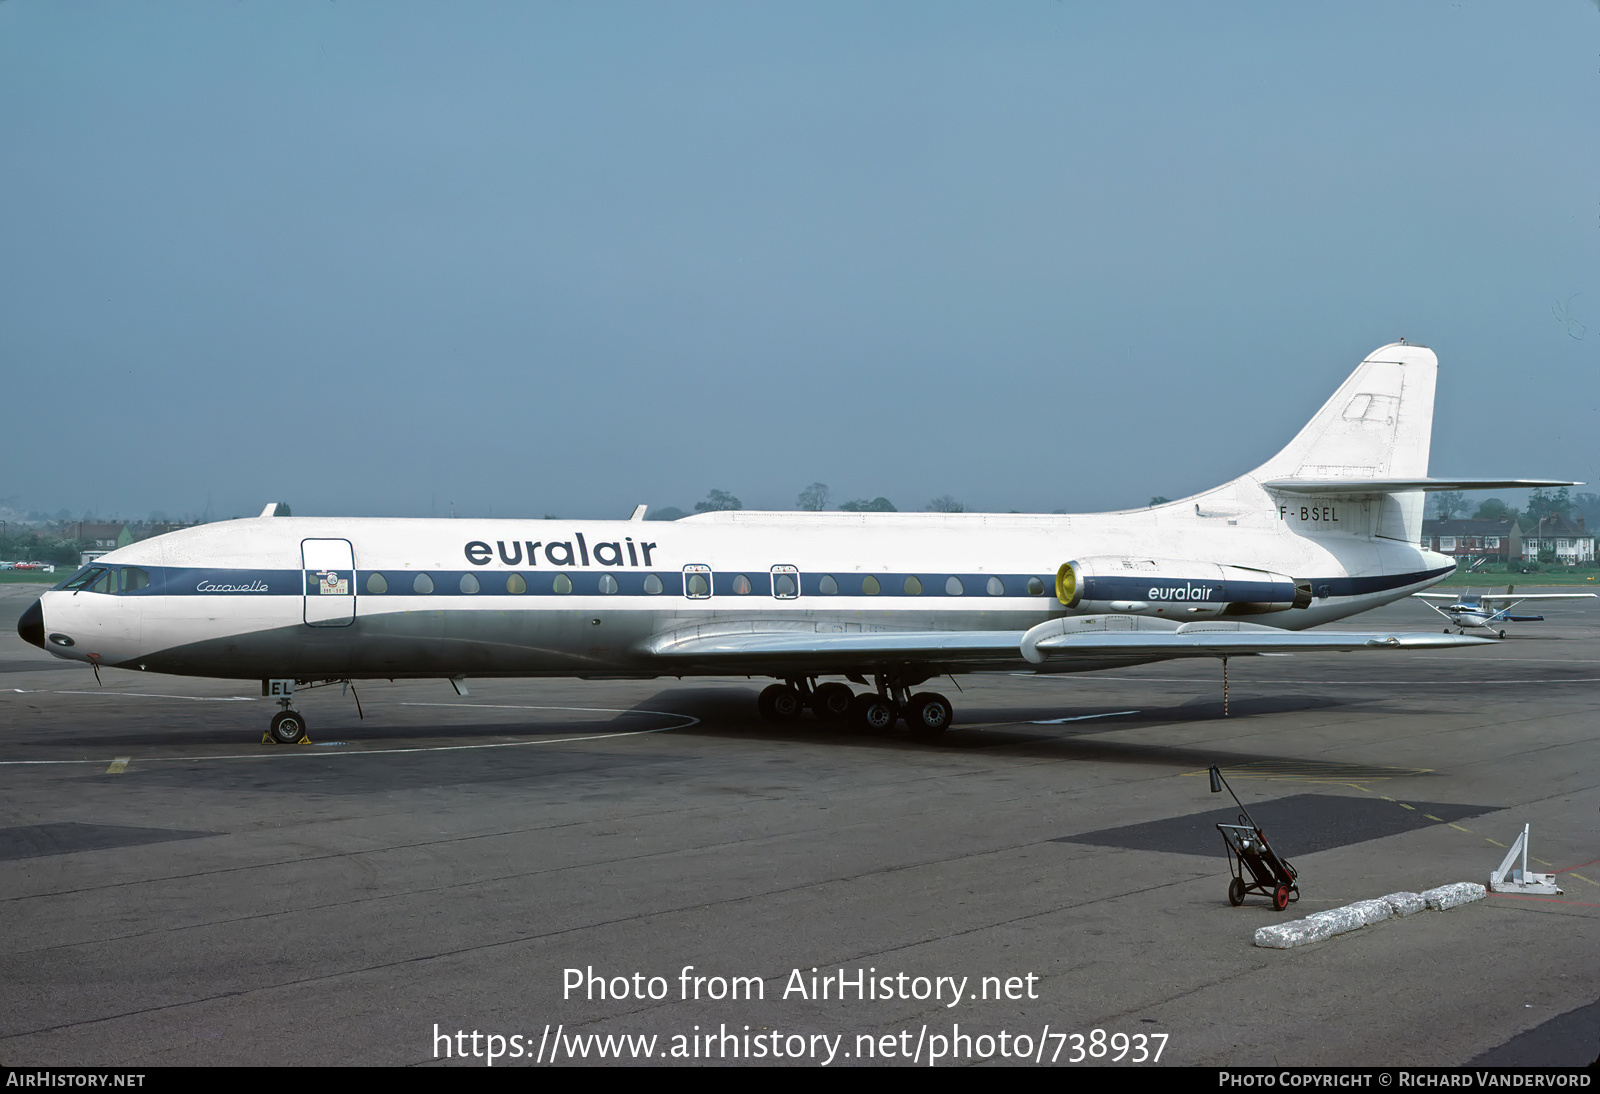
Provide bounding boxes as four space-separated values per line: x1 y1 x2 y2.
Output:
265 702 310 745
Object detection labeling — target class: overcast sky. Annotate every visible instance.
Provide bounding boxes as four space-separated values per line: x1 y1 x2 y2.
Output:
2 2 1595 521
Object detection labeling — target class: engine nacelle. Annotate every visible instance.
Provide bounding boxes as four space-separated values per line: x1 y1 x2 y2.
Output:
1055 557 1313 617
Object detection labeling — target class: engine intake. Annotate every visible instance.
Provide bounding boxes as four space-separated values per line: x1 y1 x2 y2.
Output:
1056 557 1313 616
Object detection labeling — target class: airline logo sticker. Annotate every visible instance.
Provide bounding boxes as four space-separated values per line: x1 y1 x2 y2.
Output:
315 570 350 596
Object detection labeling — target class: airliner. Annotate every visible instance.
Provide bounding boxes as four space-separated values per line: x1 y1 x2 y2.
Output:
17 343 1575 744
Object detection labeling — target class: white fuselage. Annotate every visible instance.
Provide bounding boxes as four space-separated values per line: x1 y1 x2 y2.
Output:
27 497 1453 682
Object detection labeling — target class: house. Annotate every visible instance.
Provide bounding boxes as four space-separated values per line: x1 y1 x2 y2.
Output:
61 522 132 550
1519 514 1595 564
1420 518 1520 564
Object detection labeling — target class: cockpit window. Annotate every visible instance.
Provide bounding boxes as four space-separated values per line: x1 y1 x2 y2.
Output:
120 567 150 592
59 566 106 592
88 570 116 594
61 569 109 594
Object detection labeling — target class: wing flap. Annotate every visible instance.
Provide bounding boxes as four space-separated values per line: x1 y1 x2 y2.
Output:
1020 616 1490 663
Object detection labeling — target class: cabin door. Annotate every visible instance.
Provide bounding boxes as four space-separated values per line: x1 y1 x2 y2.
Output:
302 538 356 627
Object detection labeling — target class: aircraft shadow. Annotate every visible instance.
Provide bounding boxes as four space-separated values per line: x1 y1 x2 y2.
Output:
621 686 1428 772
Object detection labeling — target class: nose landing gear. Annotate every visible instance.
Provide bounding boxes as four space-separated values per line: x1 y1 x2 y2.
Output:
264 699 311 745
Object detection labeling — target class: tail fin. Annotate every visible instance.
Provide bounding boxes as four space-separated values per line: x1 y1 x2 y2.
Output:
1249 343 1437 482
1243 343 1436 543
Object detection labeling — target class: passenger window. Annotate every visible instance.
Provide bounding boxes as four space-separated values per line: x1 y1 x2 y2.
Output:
366 572 388 594
987 576 1005 596
552 573 573 594
459 573 480 594
732 574 752 595
598 574 619 594
120 568 151 592
771 565 798 598
818 574 838 595
861 575 880 595
506 573 527 594
944 576 963 596
1027 576 1045 596
413 573 435 594
684 565 711 599
643 574 664 595
904 576 922 595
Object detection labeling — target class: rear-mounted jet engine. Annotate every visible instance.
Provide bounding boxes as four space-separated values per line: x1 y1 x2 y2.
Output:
1055 557 1313 617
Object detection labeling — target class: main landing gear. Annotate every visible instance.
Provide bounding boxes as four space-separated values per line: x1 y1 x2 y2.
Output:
756 676 954 738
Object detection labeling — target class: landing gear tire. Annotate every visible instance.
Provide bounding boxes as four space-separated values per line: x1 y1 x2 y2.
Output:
812 682 854 721
849 694 898 734
1228 877 1246 906
904 691 953 737
1497 630 1507 639
1273 883 1291 911
268 710 307 745
757 684 804 722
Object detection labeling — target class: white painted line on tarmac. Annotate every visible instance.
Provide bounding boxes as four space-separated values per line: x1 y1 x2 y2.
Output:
0 705 698 767
1030 710 1140 724
8 689 256 701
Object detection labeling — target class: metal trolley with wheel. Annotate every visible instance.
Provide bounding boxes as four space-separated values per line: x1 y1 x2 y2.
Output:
1217 821 1299 910
1209 765 1299 911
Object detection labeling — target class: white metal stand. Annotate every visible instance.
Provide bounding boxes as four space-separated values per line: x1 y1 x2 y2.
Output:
1488 824 1562 895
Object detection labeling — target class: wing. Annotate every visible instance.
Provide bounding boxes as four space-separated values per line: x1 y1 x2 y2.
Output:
1477 593 1597 604
639 620 1025 674
1412 593 1461 601
636 616 1492 674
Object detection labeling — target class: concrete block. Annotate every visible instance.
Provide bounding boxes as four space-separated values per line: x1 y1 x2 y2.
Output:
1347 898 1395 926
1254 915 1340 949
1423 882 1486 911
1254 884 1482 947
1380 891 1426 917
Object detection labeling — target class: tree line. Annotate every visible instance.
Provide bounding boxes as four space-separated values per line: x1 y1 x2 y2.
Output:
1430 487 1598 530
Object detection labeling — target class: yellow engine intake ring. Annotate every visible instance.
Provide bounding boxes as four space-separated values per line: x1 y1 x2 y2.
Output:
1056 562 1079 607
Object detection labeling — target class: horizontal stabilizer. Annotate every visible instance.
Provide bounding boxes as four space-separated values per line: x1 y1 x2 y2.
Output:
1262 478 1579 496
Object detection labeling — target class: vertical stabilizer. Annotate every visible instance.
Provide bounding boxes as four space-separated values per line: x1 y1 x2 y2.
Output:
1249 344 1436 482
1248 344 1436 542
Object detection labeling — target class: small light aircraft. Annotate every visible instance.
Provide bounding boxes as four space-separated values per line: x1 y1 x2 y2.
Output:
16 343 1579 743
1413 585 1596 637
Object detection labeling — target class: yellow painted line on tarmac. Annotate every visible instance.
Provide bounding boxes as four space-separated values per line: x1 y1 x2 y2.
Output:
106 757 129 774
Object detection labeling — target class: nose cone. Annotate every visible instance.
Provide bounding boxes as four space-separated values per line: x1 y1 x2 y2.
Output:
18 598 45 649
